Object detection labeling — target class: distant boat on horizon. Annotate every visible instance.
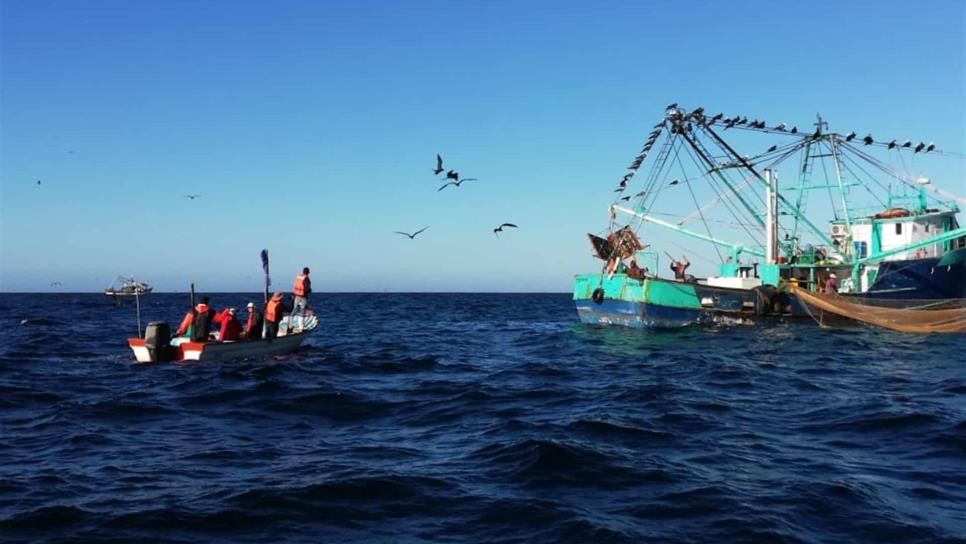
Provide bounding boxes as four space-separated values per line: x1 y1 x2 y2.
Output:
105 275 152 296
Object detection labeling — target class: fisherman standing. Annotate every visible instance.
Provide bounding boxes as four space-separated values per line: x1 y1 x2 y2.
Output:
669 255 691 281
292 267 312 317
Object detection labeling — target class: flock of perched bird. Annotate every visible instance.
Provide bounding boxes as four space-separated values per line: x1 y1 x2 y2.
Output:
610 103 945 199
393 154 517 240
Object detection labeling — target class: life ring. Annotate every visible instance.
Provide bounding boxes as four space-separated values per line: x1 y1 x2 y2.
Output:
591 288 605 304
874 207 911 219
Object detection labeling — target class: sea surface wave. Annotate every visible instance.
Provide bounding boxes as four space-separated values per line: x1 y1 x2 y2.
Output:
1 293 964 543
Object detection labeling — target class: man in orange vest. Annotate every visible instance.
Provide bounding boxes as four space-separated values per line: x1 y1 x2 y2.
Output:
264 292 289 340
292 267 312 318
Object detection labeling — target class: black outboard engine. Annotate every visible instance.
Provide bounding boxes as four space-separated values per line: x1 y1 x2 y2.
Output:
144 321 173 363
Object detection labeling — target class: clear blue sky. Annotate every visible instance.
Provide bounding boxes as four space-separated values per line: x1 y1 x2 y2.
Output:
2 0 964 292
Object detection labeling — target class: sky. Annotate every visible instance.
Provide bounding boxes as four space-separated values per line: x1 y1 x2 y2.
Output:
1 0 964 292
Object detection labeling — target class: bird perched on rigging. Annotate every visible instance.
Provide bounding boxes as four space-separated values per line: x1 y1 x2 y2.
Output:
493 223 518 236
902 140 912 148
775 123 787 131
665 103 678 110
926 142 936 152
767 145 778 152
183 194 201 200
914 142 925 153
669 179 680 186
790 126 798 134
887 140 897 149
845 131 856 142
394 227 429 239
619 195 632 202
433 154 444 175
438 177 477 191
863 134 874 145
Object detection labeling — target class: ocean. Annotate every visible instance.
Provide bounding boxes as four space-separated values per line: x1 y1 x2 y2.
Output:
1 293 964 543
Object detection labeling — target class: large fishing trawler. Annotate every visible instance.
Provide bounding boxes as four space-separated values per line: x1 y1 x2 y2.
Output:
574 105 966 329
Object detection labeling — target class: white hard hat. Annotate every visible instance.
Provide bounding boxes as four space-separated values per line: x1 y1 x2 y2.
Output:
829 273 837 278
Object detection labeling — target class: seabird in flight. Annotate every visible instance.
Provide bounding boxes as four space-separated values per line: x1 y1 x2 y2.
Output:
394 227 429 239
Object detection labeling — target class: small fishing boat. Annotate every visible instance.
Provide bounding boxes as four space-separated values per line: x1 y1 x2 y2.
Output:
128 315 318 363
105 275 153 296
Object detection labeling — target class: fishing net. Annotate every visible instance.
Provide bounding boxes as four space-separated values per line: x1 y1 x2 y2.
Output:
587 226 645 260
792 287 966 334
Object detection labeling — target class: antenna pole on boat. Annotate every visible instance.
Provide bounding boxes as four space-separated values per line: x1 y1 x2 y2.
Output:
764 169 778 264
190 282 195 309
134 276 142 339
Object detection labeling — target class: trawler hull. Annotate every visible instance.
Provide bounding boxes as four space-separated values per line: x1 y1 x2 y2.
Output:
861 249 966 300
573 274 807 329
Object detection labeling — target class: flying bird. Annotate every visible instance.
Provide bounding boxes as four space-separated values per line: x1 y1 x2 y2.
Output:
445 170 461 181
50 282 61 287
438 178 477 191
36 180 41 185
394 227 429 239
493 223 518 236
433 154 444 175
184 194 201 200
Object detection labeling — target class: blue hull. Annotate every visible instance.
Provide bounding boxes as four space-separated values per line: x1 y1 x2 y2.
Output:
862 250 966 300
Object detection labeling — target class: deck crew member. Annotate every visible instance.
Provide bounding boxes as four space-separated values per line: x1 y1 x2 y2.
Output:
264 292 290 340
244 302 264 340
213 307 242 342
292 267 312 318
670 255 691 281
175 296 217 342
823 273 838 294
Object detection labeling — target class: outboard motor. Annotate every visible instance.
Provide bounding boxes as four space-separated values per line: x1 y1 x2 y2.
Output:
144 321 173 363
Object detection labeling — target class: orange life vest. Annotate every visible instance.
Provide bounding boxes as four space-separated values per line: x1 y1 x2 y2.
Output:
265 299 281 322
293 274 308 296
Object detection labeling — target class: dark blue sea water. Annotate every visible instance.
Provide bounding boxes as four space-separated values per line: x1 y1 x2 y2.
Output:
1 293 964 543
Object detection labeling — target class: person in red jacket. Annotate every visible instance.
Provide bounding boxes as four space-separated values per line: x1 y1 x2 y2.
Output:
213 307 243 342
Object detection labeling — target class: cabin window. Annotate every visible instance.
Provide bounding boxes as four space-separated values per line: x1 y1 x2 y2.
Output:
852 241 868 259
895 223 902 235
